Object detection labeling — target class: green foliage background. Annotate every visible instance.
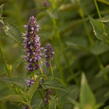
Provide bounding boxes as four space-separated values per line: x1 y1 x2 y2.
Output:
0 0 109 109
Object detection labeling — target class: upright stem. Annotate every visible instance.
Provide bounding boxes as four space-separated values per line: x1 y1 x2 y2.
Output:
95 56 104 70
78 0 93 45
50 61 54 79
93 0 106 33
0 47 11 77
39 60 44 74
93 0 101 18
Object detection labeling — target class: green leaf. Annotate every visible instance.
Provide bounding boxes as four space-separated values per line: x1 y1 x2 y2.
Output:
89 17 109 43
104 106 109 109
27 80 39 100
97 0 109 5
59 1 79 11
98 65 109 80
66 35 109 55
79 0 94 16
3 24 21 45
0 95 25 104
80 74 96 109
66 36 89 52
99 16 109 22
49 96 57 109
0 4 4 18
90 40 109 55
0 47 10 75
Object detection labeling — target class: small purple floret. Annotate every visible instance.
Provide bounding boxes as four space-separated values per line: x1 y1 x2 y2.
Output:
26 79 35 87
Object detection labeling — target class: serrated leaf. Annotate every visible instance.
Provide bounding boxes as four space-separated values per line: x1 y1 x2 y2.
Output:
27 80 39 100
43 79 66 92
80 74 96 109
90 40 109 55
0 95 25 104
89 17 109 43
3 24 21 44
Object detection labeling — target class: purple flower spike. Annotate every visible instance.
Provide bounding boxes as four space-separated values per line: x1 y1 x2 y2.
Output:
24 16 41 72
44 43 54 67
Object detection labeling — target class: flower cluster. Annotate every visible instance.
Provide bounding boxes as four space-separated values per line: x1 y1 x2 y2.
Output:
26 79 35 87
24 16 41 72
44 43 54 67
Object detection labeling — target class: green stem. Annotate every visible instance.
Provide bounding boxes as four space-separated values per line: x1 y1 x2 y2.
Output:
95 55 104 70
93 0 107 39
0 47 10 76
78 1 93 45
50 61 54 79
39 61 44 74
93 0 101 18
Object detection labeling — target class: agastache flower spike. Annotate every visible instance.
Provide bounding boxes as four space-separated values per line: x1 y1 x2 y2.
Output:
24 16 41 72
44 43 54 67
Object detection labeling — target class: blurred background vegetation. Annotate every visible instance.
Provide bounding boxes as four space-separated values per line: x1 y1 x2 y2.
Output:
1 0 109 109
